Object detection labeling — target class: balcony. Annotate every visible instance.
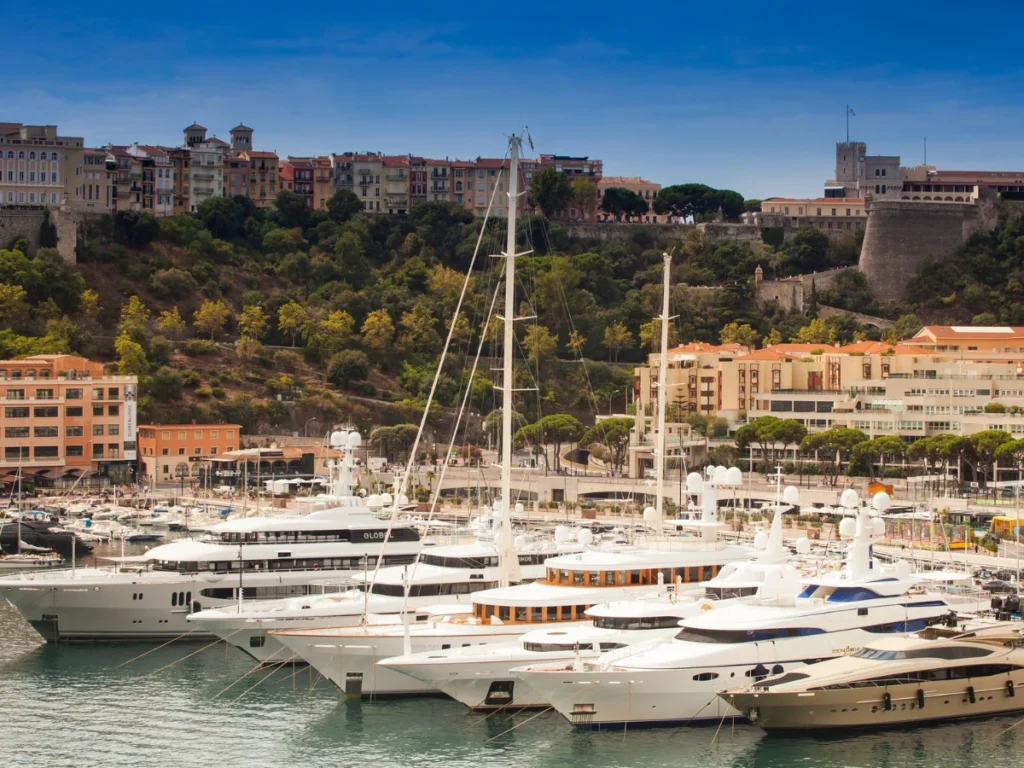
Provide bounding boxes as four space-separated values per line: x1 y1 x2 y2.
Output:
315 175 332 183
193 172 214 181
386 173 407 181
432 184 450 192
194 186 215 195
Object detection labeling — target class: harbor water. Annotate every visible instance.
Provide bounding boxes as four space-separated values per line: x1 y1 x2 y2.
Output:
2 601 1024 768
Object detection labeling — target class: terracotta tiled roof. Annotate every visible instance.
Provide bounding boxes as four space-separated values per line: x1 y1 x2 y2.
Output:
204 137 229 147
278 162 294 180
231 124 253 132
910 326 1024 341
666 342 746 355
184 123 207 131
382 155 410 166
242 150 278 159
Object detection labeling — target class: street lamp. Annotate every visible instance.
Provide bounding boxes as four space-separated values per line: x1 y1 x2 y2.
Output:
304 417 318 437
609 390 620 415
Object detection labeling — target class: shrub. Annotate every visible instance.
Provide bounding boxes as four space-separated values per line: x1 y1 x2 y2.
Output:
327 349 370 388
181 369 201 387
149 268 198 297
149 366 183 402
148 335 171 365
210 385 226 399
184 339 215 356
273 349 301 371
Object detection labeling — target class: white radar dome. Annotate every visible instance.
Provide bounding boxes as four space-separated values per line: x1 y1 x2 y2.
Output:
871 518 886 538
348 431 362 449
753 531 769 549
725 467 743 486
330 430 347 447
840 489 860 509
577 529 594 546
839 517 857 539
795 537 812 555
783 486 800 505
380 492 393 506
871 492 891 512
642 506 659 523
514 502 524 515
367 494 382 508
686 473 704 493
554 525 572 545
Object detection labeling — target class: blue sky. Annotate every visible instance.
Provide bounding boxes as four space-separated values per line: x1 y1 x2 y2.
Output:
5 1 1022 198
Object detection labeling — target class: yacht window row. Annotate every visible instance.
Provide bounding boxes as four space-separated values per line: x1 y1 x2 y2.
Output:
546 564 722 588
217 529 419 544
813 663 1024 690
473 603 594 623
593 615 689 630
369 581 498 597
522 641 627 653
199 584 310 600
152 554 417 572
854 645 995 661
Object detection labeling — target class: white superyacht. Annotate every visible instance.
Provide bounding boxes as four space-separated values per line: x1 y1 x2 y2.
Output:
378 476 807 710
0 432 424 641
514 490 960 729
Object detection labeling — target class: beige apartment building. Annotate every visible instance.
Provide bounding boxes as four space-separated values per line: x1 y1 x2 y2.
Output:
383 155 410 215
81 149 114 214
0 355 137 482
426 158 450 202
0 123 84 210
596 176 663 222
332 153 384 213
748 197 867 235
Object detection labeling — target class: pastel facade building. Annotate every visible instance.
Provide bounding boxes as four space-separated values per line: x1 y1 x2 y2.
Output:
188 139 226 212
751 197 867 235
0 355 137 480
0 123 84 209
137 423 242 483
125 144 174 216
383 155 410 215
238 150 279 208
331 152 383 213
596 176 662 223
426 159 450 202
286 157 314 206
81 149 114 214
312 156 333 210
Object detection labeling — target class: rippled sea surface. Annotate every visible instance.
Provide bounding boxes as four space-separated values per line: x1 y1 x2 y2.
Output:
2 600 1024 768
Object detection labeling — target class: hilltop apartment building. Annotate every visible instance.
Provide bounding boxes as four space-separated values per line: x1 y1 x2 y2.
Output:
0 355 137 484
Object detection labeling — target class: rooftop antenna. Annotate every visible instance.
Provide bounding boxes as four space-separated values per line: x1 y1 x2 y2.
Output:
924 137 927 167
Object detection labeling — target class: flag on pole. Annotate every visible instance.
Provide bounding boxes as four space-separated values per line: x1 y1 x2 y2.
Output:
526 127 534 152
849 107 856 116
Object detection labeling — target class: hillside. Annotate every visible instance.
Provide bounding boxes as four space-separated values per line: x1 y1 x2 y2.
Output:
4 192 1023 444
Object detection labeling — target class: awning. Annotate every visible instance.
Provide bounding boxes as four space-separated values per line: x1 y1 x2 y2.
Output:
42 470 64 480
0 474 19 483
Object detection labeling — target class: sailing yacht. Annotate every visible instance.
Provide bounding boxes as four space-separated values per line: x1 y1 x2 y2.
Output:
514 490 960 729
378 479 808 710
0 432 426 641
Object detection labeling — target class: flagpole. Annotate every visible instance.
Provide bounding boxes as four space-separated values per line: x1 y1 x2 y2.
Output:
846 104 849 143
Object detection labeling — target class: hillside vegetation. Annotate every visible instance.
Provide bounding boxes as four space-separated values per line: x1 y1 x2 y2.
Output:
2 193 1023 441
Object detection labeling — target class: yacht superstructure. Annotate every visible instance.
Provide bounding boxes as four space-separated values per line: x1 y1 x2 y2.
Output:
514 490 959 729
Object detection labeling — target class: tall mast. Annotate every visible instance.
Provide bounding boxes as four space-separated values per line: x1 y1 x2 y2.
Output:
498 135 524 588
654 251 672 525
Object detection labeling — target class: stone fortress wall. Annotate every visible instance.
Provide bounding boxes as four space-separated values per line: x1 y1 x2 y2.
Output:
0 208 78 263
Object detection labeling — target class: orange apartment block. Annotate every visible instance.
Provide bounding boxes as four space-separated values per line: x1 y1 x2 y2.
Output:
0 355 138 482
137 423 242 483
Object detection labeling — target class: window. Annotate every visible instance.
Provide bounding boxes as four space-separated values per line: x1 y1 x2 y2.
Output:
178 448 185 455
66 446 83 457
161 431 170 440
34 446 59 458
93 405 103 416
108 387 119 399
34 427 58 438
93 388 103 400
210 430 219 439
33 407 58 418
36 388 54 400
178 431 186 439
4 427 29 438
5 447 29 460
92 445 104 458
66 426 83 437
6 389 25 400
108 405 119 416
108 424 119 436
162 448 169 455
66 388 82 399
93 424 104 436
66 406 83 417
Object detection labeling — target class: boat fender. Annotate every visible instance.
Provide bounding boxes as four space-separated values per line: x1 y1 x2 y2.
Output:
916 689 925 709
313 563 320 570
1008 680 1015 698
967 686 976 704
883 692 892 711
701 603 713 613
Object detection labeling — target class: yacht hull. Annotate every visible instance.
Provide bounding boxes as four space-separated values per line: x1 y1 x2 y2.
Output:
724 676 1024 732
274 626 530 697
0 568 357 642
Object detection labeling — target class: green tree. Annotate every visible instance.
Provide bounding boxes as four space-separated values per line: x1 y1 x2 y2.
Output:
114 334 149 376
579 417 634 474
791 318 836 344
80 288 100 320
156 307 186 340
602 322 634 362
567 330 587 357
529 167 572 218
0 283 29 326
720 321 759 349
238 304 269 340
735 416 807 473
763 328 783 347
327 349 370 388
193 299 231 341
600 187 649 221
197 197 245 239
800 428 868 487
277 301 309 347
570 178 597 219
522 324 557 368
361 308 395 358
970 429 1012 487
312 309 355 355
399 302 441 353
262 227 307 255
149 366 184 402
638 319 681 350
273 189 310 229
326 190 364 223
117 295 150 344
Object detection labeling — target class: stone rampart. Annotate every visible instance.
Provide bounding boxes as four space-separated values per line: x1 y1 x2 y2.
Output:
817 305 894 329
858 200 996 302
0 208 77 263
755 268 846 313
566 222 693 244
